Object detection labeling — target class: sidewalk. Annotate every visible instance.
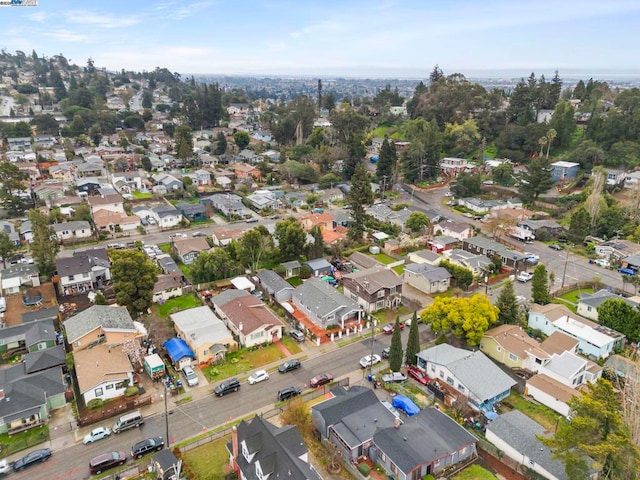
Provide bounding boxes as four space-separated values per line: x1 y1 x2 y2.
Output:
8 339 341 463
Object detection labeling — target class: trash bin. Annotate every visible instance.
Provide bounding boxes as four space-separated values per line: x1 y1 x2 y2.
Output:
368 373 373 382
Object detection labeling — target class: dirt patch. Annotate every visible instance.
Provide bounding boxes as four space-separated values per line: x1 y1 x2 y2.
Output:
4 282 57 327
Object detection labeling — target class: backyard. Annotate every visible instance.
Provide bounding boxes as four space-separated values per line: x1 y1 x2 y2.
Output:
183 437 231 480
502 391 559 431
452 464 497 480
373 252 399 265
551 287 594 313
157 293 202 318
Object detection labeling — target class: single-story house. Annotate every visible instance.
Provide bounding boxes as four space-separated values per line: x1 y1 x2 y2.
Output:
406 249 442 266
152 274 188 303
292 278 363 329
171 237 210 265
170 306 236 365
576 289 638 321
176 202 207 222
201 193 245 218
0 264 41 295
152 205 183 229
163 337 195 370
416 344 516 414
74 344 134 405
280 260 301 279
255 269 294 302
51 221 93 243
462 237 527 269
216 295 284 348
437 221 474 241
305 258 333 277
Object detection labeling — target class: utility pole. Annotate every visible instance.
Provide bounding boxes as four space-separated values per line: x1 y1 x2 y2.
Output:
560 249 570 289
164 382 170 447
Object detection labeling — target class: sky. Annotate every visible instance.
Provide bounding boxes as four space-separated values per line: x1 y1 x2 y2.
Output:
1 0 640 78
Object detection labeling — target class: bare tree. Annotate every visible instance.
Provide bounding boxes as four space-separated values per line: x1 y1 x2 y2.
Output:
585 168 606 229
122 339 145 367
608 352 640 446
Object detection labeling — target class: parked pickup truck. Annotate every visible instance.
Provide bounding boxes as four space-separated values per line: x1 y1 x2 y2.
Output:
381 372 407 383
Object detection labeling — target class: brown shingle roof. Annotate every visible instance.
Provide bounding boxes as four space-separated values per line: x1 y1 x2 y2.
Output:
540 331 578 356
526 373 580 404
218 295 281 334
483 324 550 360
172 237 210 255
74 344 132 394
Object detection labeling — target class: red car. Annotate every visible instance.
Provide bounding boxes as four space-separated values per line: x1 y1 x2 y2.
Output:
407 367 429 385
382 323 405 335
310 373 334 388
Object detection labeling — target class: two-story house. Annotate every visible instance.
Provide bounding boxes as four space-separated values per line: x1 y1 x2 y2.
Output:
152 205 183 229
1 264 40 295
528 304 625 359
216 295 284 348
403 263 451 294
87 193 125 216
342 267 403 313
292 278 363 329
63 305 140 351
56 249 111 296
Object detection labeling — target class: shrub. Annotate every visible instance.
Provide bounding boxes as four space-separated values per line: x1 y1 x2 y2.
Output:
435 334 448 345
124 386 139 397
87 398 104 409
357 463 371 476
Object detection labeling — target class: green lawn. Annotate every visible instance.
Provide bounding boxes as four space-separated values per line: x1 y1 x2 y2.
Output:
178 262 194 280
503 391 560 431
558 287 593 303
392 265 404 275
551 298 577 313
158 293 202 317
453 464 497 480
204 344 289 381
132 191 152 199
0 425 49 457
373 252 397 265
287 277 303 287
183 436 231 480
158 243 171 253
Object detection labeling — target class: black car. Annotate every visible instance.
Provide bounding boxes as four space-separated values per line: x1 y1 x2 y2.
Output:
89 451 126 475
277 386 302 401
214 377 241 396
131 436 165 458
278 359 301 373
289 329 305 343
13 448 52 471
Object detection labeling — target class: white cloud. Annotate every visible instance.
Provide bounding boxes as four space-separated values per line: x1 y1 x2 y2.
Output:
42 30 90 43
28 11 47 22
63 10 142 28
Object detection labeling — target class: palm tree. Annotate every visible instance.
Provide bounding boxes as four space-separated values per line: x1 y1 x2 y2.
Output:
545 129 557 160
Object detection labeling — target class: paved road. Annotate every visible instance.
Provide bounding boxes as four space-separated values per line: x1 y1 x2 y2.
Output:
10 325 435 480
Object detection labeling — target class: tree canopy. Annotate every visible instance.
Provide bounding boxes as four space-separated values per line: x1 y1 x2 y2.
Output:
110 249 157 316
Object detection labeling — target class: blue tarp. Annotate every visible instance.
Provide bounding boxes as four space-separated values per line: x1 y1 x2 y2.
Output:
163 338 195 363
391 395 420 416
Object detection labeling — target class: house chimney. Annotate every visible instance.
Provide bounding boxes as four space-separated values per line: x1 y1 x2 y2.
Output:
239 322 243 332
231 425 240 473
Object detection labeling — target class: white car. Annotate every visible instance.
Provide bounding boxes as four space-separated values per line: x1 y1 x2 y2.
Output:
517 272 533 282
182 365 199 387
248 370 269 385
594 259 611 268
359 354 382 369
0 459 10 475
83 426 111 444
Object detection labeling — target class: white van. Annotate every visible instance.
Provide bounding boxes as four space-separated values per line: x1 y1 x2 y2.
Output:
112 410 143 433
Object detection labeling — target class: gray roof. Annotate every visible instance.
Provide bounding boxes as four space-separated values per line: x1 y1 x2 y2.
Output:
280 260 301 270
464 237 527 261
0 319 56 348
313 386 379 432
255 270 293 294
170 306 230 346
22 306 59 324
293 278 361 319
157 255 180 274
409 249 442 262
305 258 332 272
56 250 110 277
487 410 567 480
176 202 206 214
211 289 250 309
578 289 638 309
230 415 320 480
404 263 452 282
343 266 402 293
544 351 586 379
432 235 458 246
153 204 181 218
349 251 384 269
417 344 516 402
374 407 477 474
24 344 66 374
0 264 38 279
63 305 135 343
51 220 91 233
0 364 65 422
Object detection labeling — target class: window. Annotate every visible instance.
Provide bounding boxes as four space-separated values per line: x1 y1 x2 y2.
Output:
430 364 436 373
105 384 114 390
390 286 396 294
508 353 518 362
377 290 385 298
68 275 75 281
458 384 465 392
446 376 454 385
587 306 592 312
439 371 444 379
94 387 104 397
83 272 89 278
496 346 502 352
37 342 47 350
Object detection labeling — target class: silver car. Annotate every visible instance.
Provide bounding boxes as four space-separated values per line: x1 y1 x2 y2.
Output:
182 365 199 387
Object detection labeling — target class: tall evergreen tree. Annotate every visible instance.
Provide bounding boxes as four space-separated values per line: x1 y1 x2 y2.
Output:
531 264 551 305
307 225 325 259
174 125 194 161
376 138 397 182
347 162 373 240
404 311 420 366
388 316 404 372
28 209 59 278
495 281 520 325
214 131 227 155
568 207 591 243
518 158 554 203
111 249 158 317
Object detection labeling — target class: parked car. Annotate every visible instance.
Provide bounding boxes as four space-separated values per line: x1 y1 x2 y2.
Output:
549 244 564 251
13 448 52 471
381 372 407 383
289 329 305 343
192 231 207 237
278 359 301 373
89 451 126 475
381 347 390 359
517 272 533 282
169 233 187 238
83 426 111 444
246 217 259 223
382 323 404 334
310 373 334 388
0 459 9 476
248 370 269 385
182 365 199 387
277 386 302 402
407 367 429 385
214 377 241 396
594 259 611 268
131 437 164 459
359 354 382 369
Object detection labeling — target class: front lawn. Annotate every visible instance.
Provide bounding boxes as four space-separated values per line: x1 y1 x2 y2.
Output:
0 425 49 457
204 344 288 381
551 298 577 313
557 287 593 303
157 293 202 318
452 464 497 480
183 436 231 480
